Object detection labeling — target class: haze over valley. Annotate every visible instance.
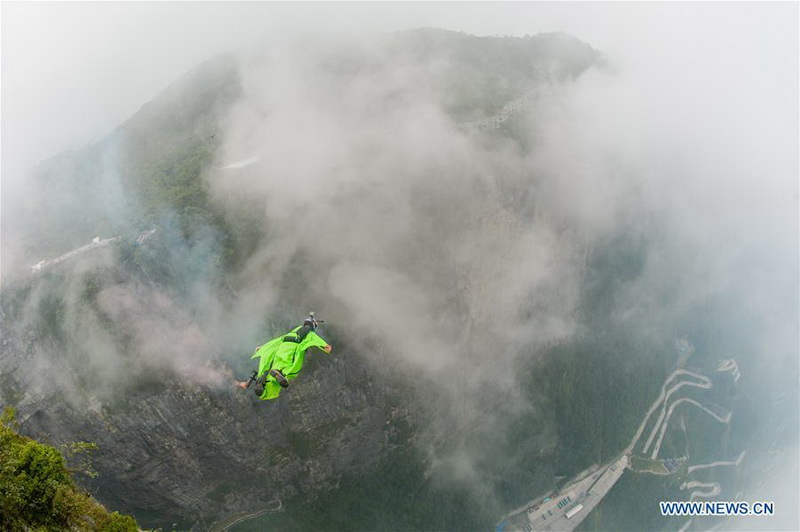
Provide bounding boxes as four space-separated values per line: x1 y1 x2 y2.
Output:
1 3 797 530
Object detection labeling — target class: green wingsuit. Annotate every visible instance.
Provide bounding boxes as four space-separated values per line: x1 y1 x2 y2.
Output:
252 326 331 400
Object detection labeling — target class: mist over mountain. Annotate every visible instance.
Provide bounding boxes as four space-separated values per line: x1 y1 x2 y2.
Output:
1 26 797 531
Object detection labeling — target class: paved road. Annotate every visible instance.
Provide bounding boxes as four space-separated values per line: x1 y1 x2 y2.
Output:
30 228 156 274
31 236 120 273
497 361 739 531
209 498 282 532
498 455 628 532
641 374 712 455
680 480 721 500
650 398 731 459
686 451 745 474
626 369 710 455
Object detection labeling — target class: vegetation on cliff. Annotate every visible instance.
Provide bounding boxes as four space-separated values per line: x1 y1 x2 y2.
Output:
0 407 138 531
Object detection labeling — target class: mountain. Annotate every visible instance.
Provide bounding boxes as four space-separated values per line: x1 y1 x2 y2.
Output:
3 27 790 531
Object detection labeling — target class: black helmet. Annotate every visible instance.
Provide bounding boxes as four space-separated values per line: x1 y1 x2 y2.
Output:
304 311 318 329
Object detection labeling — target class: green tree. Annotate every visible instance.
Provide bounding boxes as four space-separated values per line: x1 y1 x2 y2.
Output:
0 407 139 531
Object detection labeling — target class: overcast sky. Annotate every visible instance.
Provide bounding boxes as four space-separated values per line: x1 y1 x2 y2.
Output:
3 1 796 186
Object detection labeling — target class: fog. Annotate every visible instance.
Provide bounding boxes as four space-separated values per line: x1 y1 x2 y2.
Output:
2 1 797 528
7 2 794 187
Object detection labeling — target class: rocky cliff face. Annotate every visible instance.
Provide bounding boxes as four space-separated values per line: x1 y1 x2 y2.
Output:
2 281 406 528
